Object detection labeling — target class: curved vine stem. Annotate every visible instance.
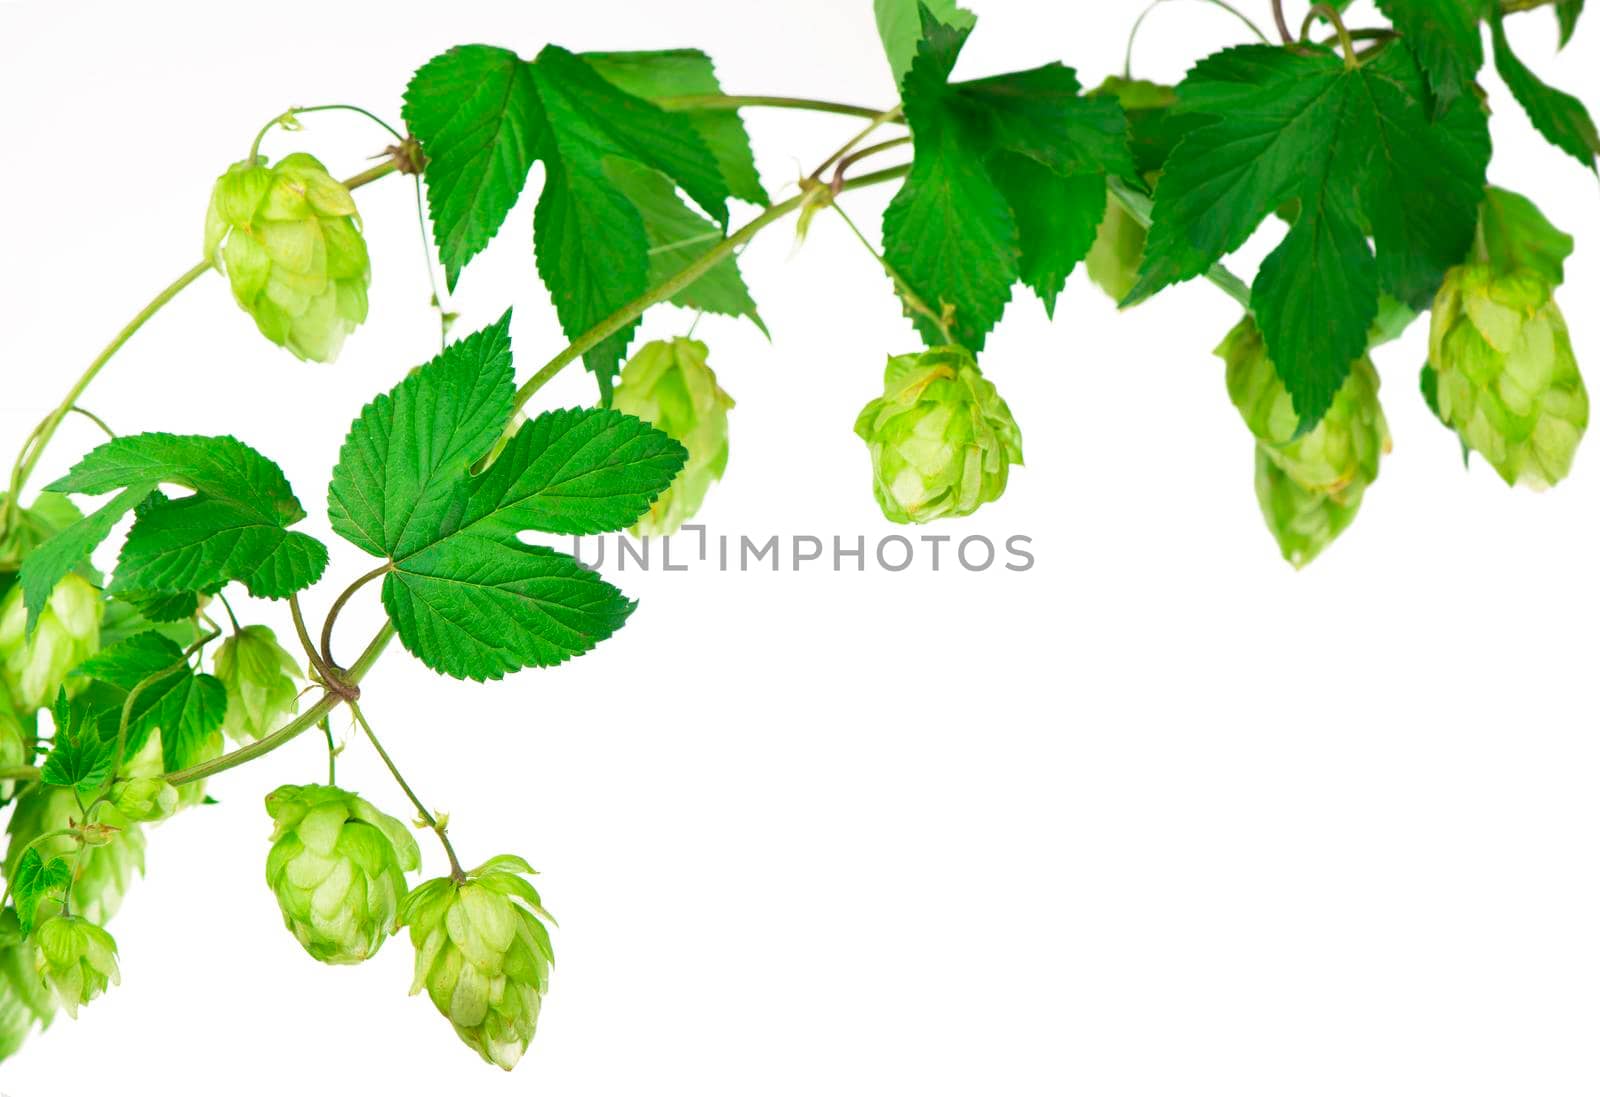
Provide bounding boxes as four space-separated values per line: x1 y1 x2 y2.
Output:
319 562 393 674
1124 0 1272 78
250 103 404 161
1271 0 1295 44
348 700 465 881
1302 4 1359 66
831 201 954 344
651 94 890 119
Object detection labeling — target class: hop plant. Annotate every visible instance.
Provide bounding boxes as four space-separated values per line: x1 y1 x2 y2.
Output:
0 683 26 805
0 911 54 1062
0 573 102 713
110 778 178 824
0 494 82 574
854 346 1024 524
33 916 119 1019
215 625 301 743
5 790 145 927
263 784 420 964
205 152 371 363
1428 265 1588 489
1218 316 1391 496
1085 77 1175 304
397 855 555 1071
609 338 734 537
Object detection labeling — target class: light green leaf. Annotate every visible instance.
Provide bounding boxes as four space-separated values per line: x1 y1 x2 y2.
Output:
403 45 545 291
11 849 72 936
875 0 976 89
582 50 768 206
1131 42 1488 426
1491 11 1600 171
328 316 687 680
19 486 148 631
1479 185 1574 284
40 690 114 796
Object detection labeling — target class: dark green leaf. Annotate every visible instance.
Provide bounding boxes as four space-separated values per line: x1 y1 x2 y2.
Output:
73 632 226 771
114 588 201 625
1374 0 1488 110
1558 0 1585 47
987 154 1105 317
1479 185 1574 284
403 46 544 291
1491 12 1600 171
1132 42 1488 426
582 50 768 206
328 317 687 681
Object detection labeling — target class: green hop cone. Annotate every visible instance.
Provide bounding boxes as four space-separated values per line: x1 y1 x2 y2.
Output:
215 625 301 744
1254 444 1370 569
204 152 371 363
264 784 419 965
0 573 101 714
611 339 734 536
33 915 118 1020
0 493 82 575
398 855 555 1071
110 777 178 824
1085 197 1148 305
1085 78 1175 304
1428 265 1589 489
854 346 1024 524
1219 316 1391 496
5 789 145 927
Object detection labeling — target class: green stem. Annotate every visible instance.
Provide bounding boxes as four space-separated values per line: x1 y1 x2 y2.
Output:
1105 176 1253 308
321 718 338 786
651 94 891 120
318 561 393 672
808 108 904 184
832 202 953 344
166 625 395 787
1303 4 1359 66
510 163 911 415
249 104 403 162
1124 0 1272 78
67 406 116 439
1272 0 1294 43
348 700 465 880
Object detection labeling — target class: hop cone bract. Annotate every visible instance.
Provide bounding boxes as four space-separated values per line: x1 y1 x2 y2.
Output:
264 784 419 964
1428 265 1588 489
611 338 733 536
205 152 371 363
34 915 118 1019
0 573 101 713
398 855 555 1071
854 346 1023 524
1253 445 1369 569
215 625 301 743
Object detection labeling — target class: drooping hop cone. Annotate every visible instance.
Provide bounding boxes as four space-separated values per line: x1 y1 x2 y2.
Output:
33 916 118 1019
0 910 54 1062
611 338 734 536
1254 445 1370 570
398 855 555 1071
854 346 1024 524
205 152 371 363
1429 265 1589 489
1218 316 1391 497
263 784 419 964
5 789 145 926
215 624 301 744
0 573 102 713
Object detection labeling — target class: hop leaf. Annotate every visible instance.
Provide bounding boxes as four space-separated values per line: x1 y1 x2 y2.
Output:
854 346 1024 524
5 789 145 927
1428 265 1589 489
215 625 301 744
397 855 554 1071
33 916 119 1020
205 153 371 363
611 339 734 536
263 784 419 964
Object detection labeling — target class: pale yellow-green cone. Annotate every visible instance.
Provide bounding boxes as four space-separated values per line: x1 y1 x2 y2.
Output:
0 574 102 713
121 728 218 812
1085 77 1174 305
205 152 371 363
34 916 118 1020
0 681 25 805
398 855 555 1071
264 784 419 965
611 339 734 537
1428 265 1589 489
0 493 83 575
0 910 54 1063
1218 316 1391 498
4 789 145 927
215 625 301 744
854 346 1024 524
110 777 178 824
1254 444 1370 569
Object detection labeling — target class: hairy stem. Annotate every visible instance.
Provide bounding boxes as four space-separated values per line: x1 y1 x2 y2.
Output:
349 700 465 880
319 561 393 673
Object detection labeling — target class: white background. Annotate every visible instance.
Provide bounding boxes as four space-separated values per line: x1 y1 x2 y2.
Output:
1 1 1597 1093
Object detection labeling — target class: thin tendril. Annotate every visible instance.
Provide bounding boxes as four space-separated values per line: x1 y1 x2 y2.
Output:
1124 0 1272 78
